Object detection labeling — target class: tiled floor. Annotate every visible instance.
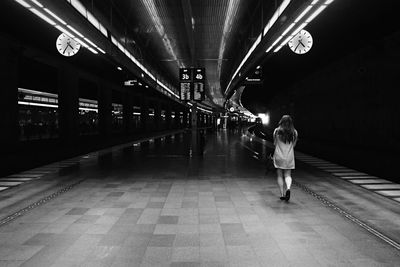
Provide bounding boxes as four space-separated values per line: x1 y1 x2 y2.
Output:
0 129 399 266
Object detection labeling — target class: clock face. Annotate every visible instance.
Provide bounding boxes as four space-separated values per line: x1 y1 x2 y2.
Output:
56 33 81 57
288 30 313 54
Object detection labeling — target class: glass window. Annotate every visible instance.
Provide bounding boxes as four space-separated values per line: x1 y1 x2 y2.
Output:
132 106 141 131
18 88 59 141
112 103 124 132
79 98 98 135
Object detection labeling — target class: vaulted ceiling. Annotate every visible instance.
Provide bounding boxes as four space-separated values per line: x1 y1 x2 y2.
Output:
79 0 271 108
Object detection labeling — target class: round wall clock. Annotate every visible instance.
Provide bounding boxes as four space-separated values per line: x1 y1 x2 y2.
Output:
288 30 313 54
56 33 81 57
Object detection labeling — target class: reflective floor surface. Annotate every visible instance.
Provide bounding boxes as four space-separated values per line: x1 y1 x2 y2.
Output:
0 129 399 267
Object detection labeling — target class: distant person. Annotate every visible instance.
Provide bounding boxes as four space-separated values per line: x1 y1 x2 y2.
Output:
273 115 298 201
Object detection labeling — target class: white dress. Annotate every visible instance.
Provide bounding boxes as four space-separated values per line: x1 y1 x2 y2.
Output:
273 128 297 170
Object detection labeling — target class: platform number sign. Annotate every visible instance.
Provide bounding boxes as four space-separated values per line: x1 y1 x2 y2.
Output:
194 68 205 81
179 68 206 101
179 68 192 81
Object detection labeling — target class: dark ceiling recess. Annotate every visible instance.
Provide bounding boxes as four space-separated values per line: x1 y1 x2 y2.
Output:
241 0 400 114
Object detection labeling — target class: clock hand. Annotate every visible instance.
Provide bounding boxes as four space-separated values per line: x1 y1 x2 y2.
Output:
63 46 68 54
299 40 306 47
294 42 301 51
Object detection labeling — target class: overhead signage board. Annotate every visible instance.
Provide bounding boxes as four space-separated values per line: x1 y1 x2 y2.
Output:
124 79 137 86
244 68 263 85
193 82 204 101
179 67 206 101
180 82 192 101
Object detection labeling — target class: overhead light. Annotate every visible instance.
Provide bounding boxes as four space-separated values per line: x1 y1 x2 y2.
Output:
294 6 312 23
225 0 291 94
141 73 144 78
44 8 66 25
30 8 56 25
268 0 335 53
263 0 291 36
256 65 261 69
266 36 282 52
86 46 98 54
14 0 103 56
55 25 75 38
14 0 30 8
305 5 327 23
281 22 296 37
74 37 89 48
67 25 84 37
30 0 43 8
117 67 122 71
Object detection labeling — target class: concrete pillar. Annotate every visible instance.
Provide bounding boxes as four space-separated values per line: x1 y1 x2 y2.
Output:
174 108 181 129
58 67 79 143
154 101 161 131
0 39 19 149
98 83 112 137
191 103 197 130
140 96 149 132
165 105 171 130
123 92 133 134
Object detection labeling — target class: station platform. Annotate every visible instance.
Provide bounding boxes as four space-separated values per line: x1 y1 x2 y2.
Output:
0 129 399 267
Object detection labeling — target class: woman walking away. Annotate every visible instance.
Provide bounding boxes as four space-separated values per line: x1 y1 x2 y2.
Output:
273 115 298 201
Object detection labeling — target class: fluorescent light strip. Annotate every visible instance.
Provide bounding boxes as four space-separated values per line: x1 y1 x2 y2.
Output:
30 0 43 8
305 5 327 23
74 37 88 48
44 8 66 25
86 46 98 54
281 23 296 37
18 88 58 97
269 0 334 53
18 101 58 108
217 0 241 78
79 107 98 112
14 0 103 55
266 36 282 52
55 25 75 38
14 0 31 8
263 0 291 36
67 25 84 37
294 5 312 23
225 0 291 94
141 0 183 68
30 8 56 25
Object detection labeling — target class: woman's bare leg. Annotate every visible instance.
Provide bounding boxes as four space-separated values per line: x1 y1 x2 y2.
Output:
283 169 292 190
277 169 284 197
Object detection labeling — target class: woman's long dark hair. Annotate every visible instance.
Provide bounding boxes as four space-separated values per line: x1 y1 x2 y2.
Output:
276 115 296 144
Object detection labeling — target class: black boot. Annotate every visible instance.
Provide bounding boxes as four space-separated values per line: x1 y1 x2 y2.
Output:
285 189 291 201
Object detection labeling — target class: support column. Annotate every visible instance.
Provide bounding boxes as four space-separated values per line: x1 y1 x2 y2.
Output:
165 105 171 130
191 103 197 130
0 39 19 149
154 101 161 131
140 96 149 132
58 67 79 143
98 83 112 137
123 92 133 134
